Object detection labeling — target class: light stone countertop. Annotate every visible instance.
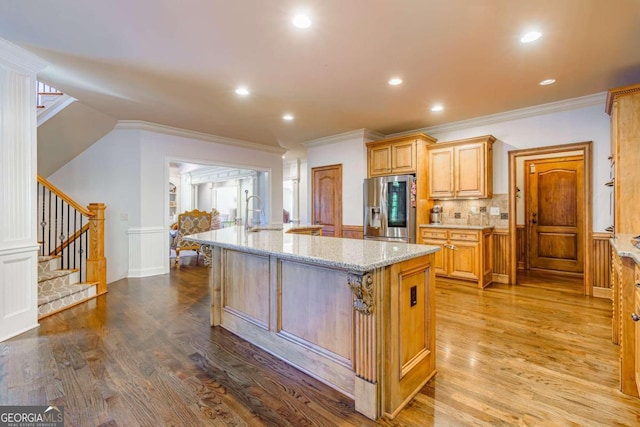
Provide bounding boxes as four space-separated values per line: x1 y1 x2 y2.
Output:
610 233 640 265
185 226 440 273
419 224 495 231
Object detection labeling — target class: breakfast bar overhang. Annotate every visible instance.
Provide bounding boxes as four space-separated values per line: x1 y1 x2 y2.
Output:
185 227 440 420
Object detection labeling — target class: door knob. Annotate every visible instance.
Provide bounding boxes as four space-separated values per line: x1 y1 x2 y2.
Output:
632 313 640 322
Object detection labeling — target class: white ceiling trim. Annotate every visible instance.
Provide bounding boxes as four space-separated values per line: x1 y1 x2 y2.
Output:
115 120 287 155
302 128 385 148
391 92 608 137
0 38 47 74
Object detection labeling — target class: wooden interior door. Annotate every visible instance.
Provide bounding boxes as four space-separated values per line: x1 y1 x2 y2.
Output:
312 164 342 237
526 156 584 273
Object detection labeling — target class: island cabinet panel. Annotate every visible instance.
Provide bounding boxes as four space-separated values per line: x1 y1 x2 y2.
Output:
384 255 436 418
223 250 270 329
279 260 353 364
190 227 439 420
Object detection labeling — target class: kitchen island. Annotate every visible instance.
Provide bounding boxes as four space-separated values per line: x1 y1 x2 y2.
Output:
185 226 440 420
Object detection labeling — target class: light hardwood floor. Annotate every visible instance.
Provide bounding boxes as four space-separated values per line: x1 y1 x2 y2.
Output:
1 260 639 426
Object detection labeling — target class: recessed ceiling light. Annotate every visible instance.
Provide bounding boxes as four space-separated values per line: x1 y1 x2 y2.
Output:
431 104 444 112
520 31 542 43
293 14 311 29
235 86 250 96
539 79 556 86
388 78 402 86
283 114 294 121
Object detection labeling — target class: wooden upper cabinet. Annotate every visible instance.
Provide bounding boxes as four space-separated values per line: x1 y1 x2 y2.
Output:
606 83 640 235
427 146 454 198
390 139 416 173
366 133 437 238
427 135 495 199
366 133 434 178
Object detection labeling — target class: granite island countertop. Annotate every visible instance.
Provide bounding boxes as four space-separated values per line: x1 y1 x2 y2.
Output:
419 223 495 231
185 225 440 273
610 233 640 264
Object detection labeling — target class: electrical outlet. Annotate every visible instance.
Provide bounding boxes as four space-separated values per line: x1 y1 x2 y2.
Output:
454 212 461 219
500 212 509 220
470 206 478 213
479 206 487 213
490 207 500 216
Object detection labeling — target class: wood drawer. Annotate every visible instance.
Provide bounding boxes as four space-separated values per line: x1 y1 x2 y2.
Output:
421 229 448 240
449 230 480 242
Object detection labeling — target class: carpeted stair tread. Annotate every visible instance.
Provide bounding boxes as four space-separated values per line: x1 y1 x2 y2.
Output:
38 269 77 282
38 282 96 305
38 255 59 262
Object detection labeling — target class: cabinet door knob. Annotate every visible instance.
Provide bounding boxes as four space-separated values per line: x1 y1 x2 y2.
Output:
632 313 640 322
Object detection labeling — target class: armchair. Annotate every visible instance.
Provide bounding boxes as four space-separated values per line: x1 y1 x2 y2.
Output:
175 209 212 266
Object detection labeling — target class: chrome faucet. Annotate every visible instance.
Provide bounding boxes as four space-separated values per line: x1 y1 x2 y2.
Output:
244 190 263 230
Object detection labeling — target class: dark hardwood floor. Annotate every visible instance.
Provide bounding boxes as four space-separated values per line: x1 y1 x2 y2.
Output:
2 259 640 426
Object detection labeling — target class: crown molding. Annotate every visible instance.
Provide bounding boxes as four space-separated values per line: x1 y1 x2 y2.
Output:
303 128 385 148
0 38 47 74
115 120 287 155
389 92 608 137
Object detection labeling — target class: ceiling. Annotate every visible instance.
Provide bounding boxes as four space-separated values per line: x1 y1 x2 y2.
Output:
2 0 639 152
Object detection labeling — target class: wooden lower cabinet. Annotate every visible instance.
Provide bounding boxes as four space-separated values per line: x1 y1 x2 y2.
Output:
420 227 493 288
610 237 640 397
635 286 640 396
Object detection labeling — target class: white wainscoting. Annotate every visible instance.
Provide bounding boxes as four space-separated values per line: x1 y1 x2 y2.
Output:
0 245 39 341
0 40 46 342
127 227 168 277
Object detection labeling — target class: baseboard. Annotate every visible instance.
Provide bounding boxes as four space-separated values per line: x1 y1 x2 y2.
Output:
592 287 613 300
492 273 509 284
128 266 166 278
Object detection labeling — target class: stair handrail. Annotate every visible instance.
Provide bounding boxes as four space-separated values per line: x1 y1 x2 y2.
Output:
37 175 107 295
37 176 93 217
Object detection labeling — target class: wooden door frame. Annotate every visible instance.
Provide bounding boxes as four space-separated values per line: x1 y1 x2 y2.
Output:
508 142 593 295
311 164 343 237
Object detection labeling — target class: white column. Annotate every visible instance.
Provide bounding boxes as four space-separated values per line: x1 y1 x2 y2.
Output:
0 39 46 341
291 159 300 224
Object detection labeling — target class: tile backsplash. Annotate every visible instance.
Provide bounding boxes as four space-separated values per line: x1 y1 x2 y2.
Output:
430 194 508 229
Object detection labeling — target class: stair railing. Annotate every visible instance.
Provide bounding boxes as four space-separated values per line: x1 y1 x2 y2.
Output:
36 81 63 109
37 176 107 295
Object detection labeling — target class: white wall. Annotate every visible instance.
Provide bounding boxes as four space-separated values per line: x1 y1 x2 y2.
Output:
49 122 284 283
424 102 610 231
48 128 143 282
306 135 368 226
300 99 610 232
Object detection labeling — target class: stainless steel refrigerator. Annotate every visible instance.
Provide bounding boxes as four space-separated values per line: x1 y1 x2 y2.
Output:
363 174 416 243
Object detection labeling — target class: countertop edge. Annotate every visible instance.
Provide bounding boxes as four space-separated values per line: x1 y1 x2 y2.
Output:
610 234 640 265
184 232 440 273
419 224 495 231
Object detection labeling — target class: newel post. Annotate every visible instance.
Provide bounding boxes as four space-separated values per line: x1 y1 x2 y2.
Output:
87 203 107 295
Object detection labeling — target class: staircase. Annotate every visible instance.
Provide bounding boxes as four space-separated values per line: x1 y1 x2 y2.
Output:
37 255 98 318
37 175 107 319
